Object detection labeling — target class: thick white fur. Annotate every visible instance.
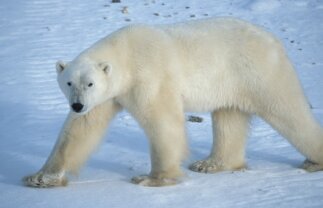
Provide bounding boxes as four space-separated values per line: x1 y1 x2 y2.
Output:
23 18 323 187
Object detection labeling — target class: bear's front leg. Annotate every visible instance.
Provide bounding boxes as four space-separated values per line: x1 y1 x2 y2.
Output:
23 101 121 188
130 96 188 187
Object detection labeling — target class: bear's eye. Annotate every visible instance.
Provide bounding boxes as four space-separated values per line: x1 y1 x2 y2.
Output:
88 83 93 87
67 82 72 86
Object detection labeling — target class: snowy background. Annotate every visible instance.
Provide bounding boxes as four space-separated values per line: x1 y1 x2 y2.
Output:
0 0 323 207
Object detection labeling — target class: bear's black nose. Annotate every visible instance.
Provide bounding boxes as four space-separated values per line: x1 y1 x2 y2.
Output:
71 103 84 113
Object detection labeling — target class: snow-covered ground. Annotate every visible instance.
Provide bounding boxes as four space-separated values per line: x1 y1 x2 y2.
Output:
0 0 323 207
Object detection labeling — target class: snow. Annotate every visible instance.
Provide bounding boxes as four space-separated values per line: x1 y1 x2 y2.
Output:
0 0 323 207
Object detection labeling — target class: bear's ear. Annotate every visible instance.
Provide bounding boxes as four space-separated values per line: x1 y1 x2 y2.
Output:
56 60 66 74
98 62 112 75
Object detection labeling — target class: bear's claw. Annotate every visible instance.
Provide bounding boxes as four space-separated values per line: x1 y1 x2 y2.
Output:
189 159 246 173
23 172 67 188
131 175 178 187
301 159 323 172
189 160 219 173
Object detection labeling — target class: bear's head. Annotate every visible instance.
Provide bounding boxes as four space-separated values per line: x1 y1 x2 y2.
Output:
56 59 115 115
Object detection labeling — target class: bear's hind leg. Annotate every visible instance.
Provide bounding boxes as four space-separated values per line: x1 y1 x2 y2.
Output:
190 109 250 173
23 101 121 188
259 98 323 171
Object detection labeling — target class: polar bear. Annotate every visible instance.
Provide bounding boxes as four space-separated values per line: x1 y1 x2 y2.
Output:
23 17 323 187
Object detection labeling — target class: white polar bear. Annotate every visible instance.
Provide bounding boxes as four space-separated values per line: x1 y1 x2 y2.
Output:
23 18 323 187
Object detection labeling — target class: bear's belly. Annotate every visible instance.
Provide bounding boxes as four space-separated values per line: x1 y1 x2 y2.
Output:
180 74 252 113
183 95 218 112
181 85 234 112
